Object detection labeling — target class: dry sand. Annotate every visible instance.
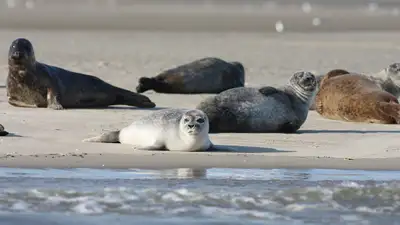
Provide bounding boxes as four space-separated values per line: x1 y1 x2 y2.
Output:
1 4 400 170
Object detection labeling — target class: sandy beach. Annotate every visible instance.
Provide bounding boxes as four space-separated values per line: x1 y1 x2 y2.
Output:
1 1 400 170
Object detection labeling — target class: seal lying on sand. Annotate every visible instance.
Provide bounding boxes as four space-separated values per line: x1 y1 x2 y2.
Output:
135 57 245 94
309 72 345 110
83 108 213 152
196 71 317 133
6 38 156 110
0 124 8 136
315 69 400 124
369 62 400 98
309 63 400 110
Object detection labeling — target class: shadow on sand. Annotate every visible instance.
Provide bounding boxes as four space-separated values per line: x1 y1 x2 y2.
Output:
67 106 168 111
0 132 23 137
208 145 294 153
298 129 400 134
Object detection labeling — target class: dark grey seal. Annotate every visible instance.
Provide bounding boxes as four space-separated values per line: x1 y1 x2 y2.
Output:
135 57 245 94
6 38 156 110
196 71 317 133
0 124 8 136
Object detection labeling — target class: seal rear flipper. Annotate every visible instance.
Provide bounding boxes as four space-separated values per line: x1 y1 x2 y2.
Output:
114 87 156 108
0 124 8 136
82 130 120 143
136 77 156 93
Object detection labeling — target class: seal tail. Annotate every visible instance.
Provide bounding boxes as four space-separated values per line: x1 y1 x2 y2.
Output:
377 101 400 124
136 77 157 93
83 131 121 143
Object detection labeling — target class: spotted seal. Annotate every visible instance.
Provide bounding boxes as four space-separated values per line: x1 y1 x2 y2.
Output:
315 69 400 124
0 124 8 136
196 71 317 133
135 57 245 94
83 108 213 152
6 38 156 110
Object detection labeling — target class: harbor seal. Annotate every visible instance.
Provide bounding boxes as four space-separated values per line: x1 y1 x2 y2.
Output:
135 57 245 94
196 71 317 133
315 69 400 124
83 108 213 152
309 63 400 110
0 124 8 136
369 62 400 98
6 38 156 110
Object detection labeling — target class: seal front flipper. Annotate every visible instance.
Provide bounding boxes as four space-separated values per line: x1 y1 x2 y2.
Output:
46 87 63 110
259 86 280 96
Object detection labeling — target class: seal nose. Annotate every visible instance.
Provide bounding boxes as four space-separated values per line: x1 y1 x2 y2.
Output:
188 124 194 128
11 51 20 59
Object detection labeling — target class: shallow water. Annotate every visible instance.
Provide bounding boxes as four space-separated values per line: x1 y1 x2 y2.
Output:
0 168 400 225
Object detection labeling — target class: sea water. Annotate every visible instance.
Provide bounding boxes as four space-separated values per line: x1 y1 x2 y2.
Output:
0 167 399 224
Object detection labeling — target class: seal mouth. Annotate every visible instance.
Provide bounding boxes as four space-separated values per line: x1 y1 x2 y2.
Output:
187 124 202 135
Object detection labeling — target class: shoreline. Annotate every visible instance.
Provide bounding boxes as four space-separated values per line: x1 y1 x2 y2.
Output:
1 153 400 171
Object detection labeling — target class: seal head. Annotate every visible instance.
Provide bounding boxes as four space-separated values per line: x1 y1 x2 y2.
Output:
180 109 209 136
383 63 400 86
288 71 317 103
8 38 36 72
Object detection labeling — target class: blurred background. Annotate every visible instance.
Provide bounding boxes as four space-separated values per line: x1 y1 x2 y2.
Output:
0 0 400 32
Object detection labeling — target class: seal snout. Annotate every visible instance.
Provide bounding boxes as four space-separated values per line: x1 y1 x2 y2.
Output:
11 51 22 60
298 71 315 85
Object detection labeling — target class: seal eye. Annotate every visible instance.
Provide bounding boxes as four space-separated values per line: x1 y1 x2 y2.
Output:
196 118 205 123
184 118 190 123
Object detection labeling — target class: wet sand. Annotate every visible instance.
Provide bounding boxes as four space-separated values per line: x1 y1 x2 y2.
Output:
1 2 400 170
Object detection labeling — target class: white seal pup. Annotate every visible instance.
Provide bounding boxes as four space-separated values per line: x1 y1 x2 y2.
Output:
196 71 317 133
83 108 213 152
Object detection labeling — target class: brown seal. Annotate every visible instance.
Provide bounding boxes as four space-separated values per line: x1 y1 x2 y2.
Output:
0 124 8 136
315 69 400 124
6 38 156 110
136 57 245 94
